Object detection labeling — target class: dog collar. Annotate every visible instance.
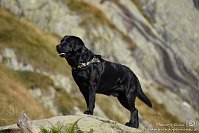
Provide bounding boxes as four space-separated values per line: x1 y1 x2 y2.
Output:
73 57 100 70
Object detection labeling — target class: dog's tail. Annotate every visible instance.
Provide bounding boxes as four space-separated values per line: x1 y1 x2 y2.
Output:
136 77 152 108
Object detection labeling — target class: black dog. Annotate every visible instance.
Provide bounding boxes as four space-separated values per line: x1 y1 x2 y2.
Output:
56 35 152 128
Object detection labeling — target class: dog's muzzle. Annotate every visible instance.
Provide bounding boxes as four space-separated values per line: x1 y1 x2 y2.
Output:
59 53 66 57
56 45 66 57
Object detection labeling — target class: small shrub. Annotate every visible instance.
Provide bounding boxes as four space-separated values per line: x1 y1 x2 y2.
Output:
41 119 84 133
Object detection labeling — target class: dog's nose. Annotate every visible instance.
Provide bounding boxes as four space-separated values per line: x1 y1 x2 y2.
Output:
56 45 61 51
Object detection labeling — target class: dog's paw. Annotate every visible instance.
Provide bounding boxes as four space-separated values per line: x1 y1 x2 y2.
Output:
125 122 131 127
125 122 139 128
84 110 93 115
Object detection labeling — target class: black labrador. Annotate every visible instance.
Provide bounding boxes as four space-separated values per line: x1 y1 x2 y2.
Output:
56 35 152 128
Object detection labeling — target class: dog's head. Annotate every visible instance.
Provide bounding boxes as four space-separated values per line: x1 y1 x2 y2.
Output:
56 35 85 58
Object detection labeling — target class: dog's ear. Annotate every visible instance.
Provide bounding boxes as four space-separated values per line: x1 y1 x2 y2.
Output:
76 37 84 45
73 36 85 51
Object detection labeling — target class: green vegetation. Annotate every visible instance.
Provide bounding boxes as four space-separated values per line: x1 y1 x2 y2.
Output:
41 119 84 133
0 8 70 74
0 64 52 125
0 8 86 126
0 8 70 125
67 0 109 25
14 71 54 91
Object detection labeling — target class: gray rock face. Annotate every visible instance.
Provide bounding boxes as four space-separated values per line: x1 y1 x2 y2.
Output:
50 74 72 93
0 48 34 71
138 0 199 110
1 0 199 126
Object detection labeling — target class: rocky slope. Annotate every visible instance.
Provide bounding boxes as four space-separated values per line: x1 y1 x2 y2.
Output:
0 0 199 131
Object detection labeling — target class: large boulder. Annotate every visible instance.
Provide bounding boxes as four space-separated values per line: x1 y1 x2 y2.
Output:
1 114 143 133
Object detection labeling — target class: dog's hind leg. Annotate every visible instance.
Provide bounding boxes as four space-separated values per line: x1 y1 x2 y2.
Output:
117 94 130 110
126 108 139 128
127 86 139 128
117 88 139 128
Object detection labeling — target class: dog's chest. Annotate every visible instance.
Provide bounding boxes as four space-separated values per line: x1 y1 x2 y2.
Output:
72 66 101 85
73 69 90 83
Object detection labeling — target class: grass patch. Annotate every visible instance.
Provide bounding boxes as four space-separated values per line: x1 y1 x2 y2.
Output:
67 0 109 25
0 8 70 74
14 71 54 91
0 64 52 126
41 119 84 133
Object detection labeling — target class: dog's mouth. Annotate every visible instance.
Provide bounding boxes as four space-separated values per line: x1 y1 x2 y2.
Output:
59 52 72 58
59 53 66 57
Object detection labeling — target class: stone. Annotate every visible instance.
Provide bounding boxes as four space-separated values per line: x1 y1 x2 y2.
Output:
1 115 143 133
17 113 41 133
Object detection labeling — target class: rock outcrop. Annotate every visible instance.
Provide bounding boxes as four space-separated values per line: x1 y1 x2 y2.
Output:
1 114 142 133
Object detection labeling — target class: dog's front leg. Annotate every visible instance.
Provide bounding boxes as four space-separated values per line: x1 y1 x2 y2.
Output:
84 85 96 115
